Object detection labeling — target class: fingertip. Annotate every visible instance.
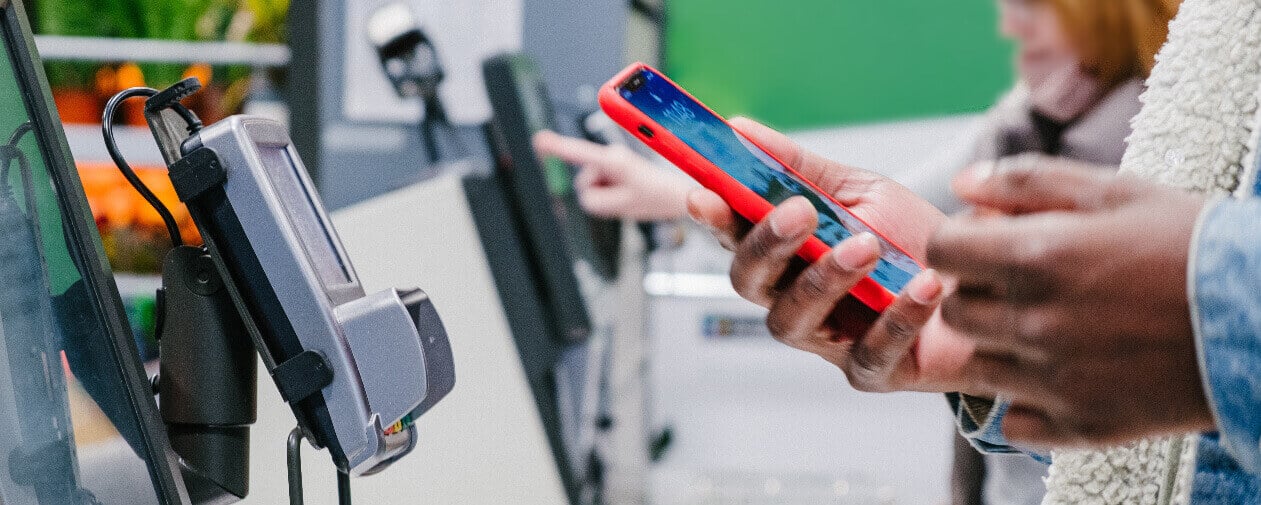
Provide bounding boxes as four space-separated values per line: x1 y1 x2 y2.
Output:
832 232 880 270
727 116 758 129
767 196 817 237
854 231 879 251
532 129 558 150
1000 406 1057 448
952 161 995 199
781 195 815 214
907 269 945 306
727 116 775 141
686 189 726 225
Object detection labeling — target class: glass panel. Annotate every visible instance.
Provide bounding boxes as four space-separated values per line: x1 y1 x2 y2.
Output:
0 24 162 505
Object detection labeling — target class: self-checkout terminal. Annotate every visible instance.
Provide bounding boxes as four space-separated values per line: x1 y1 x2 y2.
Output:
0 1 455 503
2 0 647 500
474 52 645 505
136 77 456 488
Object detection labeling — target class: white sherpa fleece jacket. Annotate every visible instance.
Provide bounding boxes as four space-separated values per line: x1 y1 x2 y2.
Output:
1041 0 1261 504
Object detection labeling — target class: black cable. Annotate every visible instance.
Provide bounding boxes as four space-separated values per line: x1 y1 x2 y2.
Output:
0 145 16 184
102 87 185 248
1 121 32 182
1 123 39 228
6 121 31 146
168 104 203 134
337 469 352 505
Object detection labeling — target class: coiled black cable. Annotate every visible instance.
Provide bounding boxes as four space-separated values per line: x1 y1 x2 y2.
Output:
101 87 200 248
0 121 32 182
5 120 31 147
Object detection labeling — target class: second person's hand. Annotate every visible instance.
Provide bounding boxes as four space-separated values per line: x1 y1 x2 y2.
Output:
928 161 1215 447
533 130 694 221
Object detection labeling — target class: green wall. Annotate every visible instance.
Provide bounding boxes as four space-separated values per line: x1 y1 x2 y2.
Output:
665 0 1015 130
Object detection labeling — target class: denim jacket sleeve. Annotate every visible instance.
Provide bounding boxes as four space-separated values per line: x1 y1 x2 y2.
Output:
945 393 1051 464
1190 195 1261 475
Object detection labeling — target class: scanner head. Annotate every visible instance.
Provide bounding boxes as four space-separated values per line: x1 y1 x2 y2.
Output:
366 2 444 100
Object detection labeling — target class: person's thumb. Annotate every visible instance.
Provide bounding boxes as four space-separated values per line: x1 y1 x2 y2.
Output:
952 156 1129 214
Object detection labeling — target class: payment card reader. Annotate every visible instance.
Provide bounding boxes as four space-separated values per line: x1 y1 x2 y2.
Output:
145 80 455 476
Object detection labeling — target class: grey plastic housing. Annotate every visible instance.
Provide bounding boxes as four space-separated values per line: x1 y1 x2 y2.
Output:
193 116 454 475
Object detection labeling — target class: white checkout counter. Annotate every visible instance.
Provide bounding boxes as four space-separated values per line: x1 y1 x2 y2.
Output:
240 172 567 504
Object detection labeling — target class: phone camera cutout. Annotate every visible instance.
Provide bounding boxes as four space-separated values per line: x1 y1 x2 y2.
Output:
637 125 654 138
623 72 647 92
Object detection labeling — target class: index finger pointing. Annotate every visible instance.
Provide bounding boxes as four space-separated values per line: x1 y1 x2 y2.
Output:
532 130 609 167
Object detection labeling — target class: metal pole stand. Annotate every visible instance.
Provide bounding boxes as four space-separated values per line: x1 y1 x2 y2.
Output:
287 427 353 505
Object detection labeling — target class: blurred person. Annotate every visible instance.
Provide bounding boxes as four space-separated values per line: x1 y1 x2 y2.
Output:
536 0 1178 503
903 0 1160 214
534 0 1167 218
687 0 1261 501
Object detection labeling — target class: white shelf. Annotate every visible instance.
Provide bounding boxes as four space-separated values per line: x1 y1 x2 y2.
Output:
62 124 165 166
113 273 161 300
33 35 290 67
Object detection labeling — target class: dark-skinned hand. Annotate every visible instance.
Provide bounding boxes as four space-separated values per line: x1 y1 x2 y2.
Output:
929 158 1216 448
688 118 978 393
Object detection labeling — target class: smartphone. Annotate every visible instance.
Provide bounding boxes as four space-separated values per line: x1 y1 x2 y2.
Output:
599 63 921 312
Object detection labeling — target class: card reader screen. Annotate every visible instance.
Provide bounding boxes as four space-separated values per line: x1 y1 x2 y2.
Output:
256 146 351 287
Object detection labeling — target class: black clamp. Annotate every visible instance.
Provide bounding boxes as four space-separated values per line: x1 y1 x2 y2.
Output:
272 351 335 403
145 77 202 115
168 147 226 203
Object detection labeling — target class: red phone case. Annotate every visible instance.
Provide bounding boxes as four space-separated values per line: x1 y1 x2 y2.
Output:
599 62 920 312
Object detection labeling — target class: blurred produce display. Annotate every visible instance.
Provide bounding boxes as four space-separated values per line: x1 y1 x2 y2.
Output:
27 0 289 124
24 0 288 278
80 160 182 359
18 1 286 360
77 161 199 273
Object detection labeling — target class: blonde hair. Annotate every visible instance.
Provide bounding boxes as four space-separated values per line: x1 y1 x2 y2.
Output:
1047 0 1182 87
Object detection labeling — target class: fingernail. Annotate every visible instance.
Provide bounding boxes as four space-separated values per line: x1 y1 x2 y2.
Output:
907 269 944 305
685 191 705 224
834 233 880 270
769 199 810 238
972 160 996 181
768 212 788 237
957 161 996 193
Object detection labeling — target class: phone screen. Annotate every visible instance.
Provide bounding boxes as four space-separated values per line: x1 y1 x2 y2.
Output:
619 68 919 294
